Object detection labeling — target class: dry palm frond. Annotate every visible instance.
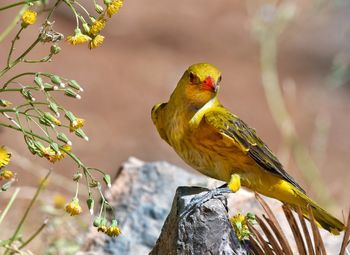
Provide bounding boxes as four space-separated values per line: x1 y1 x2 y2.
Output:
340 212 350 255
249 194 350 255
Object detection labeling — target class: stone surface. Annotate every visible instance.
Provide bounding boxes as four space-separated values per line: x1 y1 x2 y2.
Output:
150 186 248 255
77 157 209 255
78 157 344 255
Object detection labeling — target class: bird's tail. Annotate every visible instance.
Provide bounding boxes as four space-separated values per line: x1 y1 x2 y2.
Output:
293 188 345 235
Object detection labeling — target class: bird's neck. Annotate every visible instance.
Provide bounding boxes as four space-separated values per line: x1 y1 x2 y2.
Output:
167 93 220 123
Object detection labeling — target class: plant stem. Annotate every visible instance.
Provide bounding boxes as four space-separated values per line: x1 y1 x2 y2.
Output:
23 53 54 63
4 171 50 255
63 0 80 28
18 219 48 249
0 188 20 225
0 121 84 167
0 6 27 43
0 0 62 77
7 27 24 66
0 0 40 11
0 87 38 92
2 72 37 89
259 35 331 205
0 37 41 77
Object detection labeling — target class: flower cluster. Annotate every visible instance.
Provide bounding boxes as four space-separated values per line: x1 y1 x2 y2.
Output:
66 0 124 49
229 212 256 240
30 142 72 163
0 0 123 242
94 218 121 237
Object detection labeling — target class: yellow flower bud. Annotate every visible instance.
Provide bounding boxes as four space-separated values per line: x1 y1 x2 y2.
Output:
0 100 12 107
21 10 37 27
0 170 13 180
65 198 82 216
107 225 121 237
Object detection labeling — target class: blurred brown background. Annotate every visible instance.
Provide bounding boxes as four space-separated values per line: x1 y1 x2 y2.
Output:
0 0 350 247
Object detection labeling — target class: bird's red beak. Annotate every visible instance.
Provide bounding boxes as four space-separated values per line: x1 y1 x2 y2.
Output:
202 76 217 92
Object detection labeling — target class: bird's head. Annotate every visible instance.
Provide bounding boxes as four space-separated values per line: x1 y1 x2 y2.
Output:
174 63 222 108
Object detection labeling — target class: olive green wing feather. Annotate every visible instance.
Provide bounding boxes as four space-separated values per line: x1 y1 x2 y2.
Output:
204 108 305 193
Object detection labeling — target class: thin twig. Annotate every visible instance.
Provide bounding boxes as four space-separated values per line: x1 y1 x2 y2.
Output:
7 27 24 66
18 219 48 249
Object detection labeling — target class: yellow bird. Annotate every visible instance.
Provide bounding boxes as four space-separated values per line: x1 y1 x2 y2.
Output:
151 63 345 234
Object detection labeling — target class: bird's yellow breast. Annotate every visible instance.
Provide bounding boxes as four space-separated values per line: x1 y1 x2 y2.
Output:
166 114 256 182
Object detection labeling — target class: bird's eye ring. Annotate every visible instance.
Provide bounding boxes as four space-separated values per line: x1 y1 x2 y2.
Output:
189 72 199 84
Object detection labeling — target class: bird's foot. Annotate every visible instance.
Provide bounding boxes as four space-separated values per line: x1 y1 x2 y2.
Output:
179 174 241 219
179 185 231 219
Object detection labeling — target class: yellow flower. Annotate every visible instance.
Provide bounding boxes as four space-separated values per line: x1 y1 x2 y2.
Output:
45 144 72 163
90 18 106 35
0 170 13 180
67 29 91 45
230 213 246 225
65 198 82 216
107 0 123 18
107 225 121 237
89 35 104 49
60 144 72 153
0 146 11 168
21 10 37 27
70 118 85 132
40 146 55 161
230 213 256 240
53 194 66 209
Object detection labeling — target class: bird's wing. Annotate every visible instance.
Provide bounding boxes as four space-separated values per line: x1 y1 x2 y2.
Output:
203 108 305 193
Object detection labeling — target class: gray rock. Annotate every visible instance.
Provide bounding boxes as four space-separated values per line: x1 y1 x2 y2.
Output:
78 157 345 255
150 186 248 255
77 157 209 255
